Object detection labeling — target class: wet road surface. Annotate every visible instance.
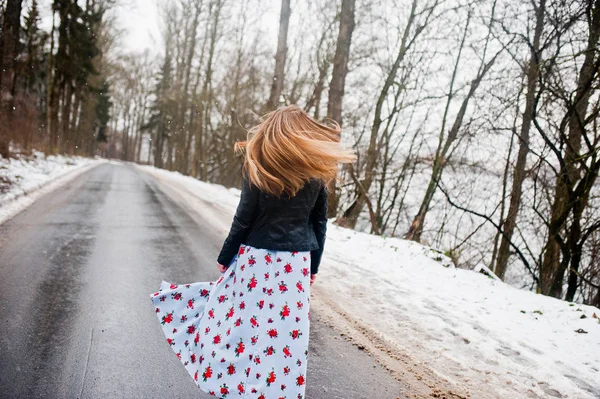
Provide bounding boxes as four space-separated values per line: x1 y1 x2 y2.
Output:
0 163 404 398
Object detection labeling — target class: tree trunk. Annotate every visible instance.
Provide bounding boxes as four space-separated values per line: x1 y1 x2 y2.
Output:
494 0 546 280
337 0 419 228
0 0 24 158
326 0 355 218
265 0 291 111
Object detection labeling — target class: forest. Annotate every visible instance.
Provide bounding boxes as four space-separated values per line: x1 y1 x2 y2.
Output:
0 0 599 306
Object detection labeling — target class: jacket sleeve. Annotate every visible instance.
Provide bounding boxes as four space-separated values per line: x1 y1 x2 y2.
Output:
310 183 328 274
217 176 259 266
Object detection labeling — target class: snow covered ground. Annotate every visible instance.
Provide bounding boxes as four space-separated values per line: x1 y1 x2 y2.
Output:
140 165 600 399
0 152 103 224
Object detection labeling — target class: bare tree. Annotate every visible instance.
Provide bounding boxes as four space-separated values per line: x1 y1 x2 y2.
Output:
494 0 547 279
266 0 291 111
326 0 356 217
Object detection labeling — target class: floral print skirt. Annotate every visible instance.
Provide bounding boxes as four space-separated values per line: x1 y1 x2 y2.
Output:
151 244 311 399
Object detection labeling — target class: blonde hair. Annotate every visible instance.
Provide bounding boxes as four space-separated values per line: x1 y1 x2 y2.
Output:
235 105 356 197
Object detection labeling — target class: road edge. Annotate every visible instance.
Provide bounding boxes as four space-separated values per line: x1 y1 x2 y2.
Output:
0 159 106 225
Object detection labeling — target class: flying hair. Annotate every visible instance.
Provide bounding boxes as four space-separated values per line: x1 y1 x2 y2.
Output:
235 105 356 197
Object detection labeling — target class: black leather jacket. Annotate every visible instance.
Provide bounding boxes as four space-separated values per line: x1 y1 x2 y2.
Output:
217 177 328 274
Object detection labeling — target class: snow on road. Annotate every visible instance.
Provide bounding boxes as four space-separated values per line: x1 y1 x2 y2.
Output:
139 164 600 399
0 152 103 224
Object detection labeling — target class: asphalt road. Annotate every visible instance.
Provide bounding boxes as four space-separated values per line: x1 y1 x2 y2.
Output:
0 163 404 399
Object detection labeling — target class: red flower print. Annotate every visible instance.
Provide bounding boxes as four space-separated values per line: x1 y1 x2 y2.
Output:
248 255 256 265
302 268 309 277
191 354 196 363
187 325 195 335
169 283 178 289
283 366 290 375
160 295 166 302
245 367 250 376
264 272 270 281
167 338 174 345
284 263 293 273
218 294 227 303
297 301 303 309
292 251 298 256
296 281 304 292
257 300 264 309
171 292 183 301
239 245 245 255
296 375 305 386
227 363 236 375
194 332 200 345
235 340 245 357
200 289 210 297
266 371 276 386
254 356 261 364
179 315 186 322
278 281 288 293
205 326 210 334
247 275 257 291
225 306 235 320
290 329 302 339
267 328 278 338
264 346 275 356
208 309 215 319
303 256 307 262
161 312 173 325
194 371 198 381
265 253 273 264
155 307 160 313
283 345 292 358
251 335 258 345
258 394 265 399
269 303 275 309
202 365 213 381
220 384 229 395
295 316 301 322
234 317 243 327
276 257 282 262
217 276 224 285
241 264 245 271
187 299 194 309
250 316 259 328
280 304 290 320
213 334 221 344
266 288 274 296
281 384 287 391
237 383 245 393
239 301 246 310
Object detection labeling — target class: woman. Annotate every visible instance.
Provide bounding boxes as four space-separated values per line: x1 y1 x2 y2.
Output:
151 105 355 398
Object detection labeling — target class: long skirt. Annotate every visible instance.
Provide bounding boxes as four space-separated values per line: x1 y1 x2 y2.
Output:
151 244 311 399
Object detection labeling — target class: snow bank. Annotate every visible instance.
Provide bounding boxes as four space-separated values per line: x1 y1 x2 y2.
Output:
0 152 102 224
139 164 600 399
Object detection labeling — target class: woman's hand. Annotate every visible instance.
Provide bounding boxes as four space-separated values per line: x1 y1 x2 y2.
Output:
217 263 228 273
310 274 317 285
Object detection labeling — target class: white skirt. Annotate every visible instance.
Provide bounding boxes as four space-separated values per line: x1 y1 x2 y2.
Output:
151 244 311 399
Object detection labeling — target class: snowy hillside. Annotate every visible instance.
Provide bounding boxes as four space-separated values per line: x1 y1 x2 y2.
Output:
139 164 600 399
0 152 102 223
